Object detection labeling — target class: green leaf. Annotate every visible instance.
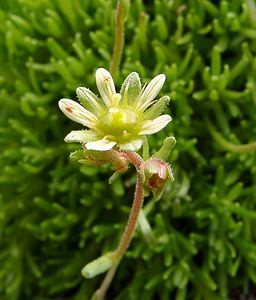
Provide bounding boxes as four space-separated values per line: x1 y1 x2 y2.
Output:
153 136 176 161
81 252 115 278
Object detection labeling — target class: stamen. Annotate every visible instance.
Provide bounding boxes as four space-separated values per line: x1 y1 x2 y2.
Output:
122 130 129 136
109 107 119 113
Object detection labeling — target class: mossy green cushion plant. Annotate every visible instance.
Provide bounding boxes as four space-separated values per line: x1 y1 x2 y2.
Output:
1 0 256 299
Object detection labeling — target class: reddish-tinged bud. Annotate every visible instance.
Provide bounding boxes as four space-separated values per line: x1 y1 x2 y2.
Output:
70 149 129 184
143 158 174 201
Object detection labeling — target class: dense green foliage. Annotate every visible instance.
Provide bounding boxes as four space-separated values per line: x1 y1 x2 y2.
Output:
1 0 256 299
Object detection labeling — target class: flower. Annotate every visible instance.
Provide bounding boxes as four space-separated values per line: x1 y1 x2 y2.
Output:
58 68 172 151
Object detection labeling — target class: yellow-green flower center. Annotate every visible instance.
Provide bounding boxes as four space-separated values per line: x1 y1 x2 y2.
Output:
99 107 139 141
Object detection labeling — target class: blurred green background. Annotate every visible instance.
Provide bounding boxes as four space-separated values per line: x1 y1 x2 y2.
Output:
1 0 256 299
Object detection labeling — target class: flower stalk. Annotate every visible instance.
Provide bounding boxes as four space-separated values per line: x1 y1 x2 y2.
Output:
94 152 144 300
110 1 124 79
114 151 144 258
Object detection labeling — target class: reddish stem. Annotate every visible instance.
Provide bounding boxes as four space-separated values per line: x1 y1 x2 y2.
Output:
114 152 144 258
95 151 144 300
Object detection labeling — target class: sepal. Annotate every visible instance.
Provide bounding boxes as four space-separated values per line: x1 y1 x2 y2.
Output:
70 150 130 174
143 95 170 120
76 87 104 115
70 150 111 166
120 72 141 105
70 150 86 163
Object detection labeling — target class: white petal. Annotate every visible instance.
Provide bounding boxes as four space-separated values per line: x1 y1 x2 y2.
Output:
119 139 143 151
85 137 116 151
64 130 98 143
140 115 172 135
96 68 116 107
59 99 98 129
137 74 166 111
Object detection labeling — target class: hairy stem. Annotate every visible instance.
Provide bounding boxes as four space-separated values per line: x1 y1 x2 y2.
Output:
114 152 144 258
110 1 125 79
95 152 144 300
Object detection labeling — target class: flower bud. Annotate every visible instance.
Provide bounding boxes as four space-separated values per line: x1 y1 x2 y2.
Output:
143 158 174 201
